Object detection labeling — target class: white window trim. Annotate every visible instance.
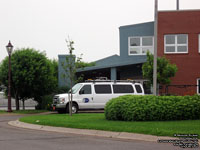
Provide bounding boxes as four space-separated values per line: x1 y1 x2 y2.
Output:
199 34 200 53
128 36 154 55
197 78 200 95
164 34 188 54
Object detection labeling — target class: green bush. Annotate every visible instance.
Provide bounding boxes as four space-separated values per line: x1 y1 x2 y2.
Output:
35 95 53 110
105 95 200 121
35 86 70 110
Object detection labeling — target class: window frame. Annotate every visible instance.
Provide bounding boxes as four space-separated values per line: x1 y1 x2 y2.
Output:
128 36 154 55
199 34 200 53
197 78 200 95
164 34 188 54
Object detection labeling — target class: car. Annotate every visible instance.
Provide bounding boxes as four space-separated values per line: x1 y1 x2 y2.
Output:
52 79 144 114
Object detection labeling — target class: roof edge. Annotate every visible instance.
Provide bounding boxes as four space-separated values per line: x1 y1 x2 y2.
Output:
119 21 154 29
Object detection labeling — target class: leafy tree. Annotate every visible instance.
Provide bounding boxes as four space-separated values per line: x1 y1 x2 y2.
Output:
75 54 95 69
142 52 177 86
0 48 57 110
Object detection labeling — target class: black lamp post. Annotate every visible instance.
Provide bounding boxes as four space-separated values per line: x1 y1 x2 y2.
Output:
6 41 13 112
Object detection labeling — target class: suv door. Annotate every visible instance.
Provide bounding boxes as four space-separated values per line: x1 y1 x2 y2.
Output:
93 84 112 109
78 84 94 109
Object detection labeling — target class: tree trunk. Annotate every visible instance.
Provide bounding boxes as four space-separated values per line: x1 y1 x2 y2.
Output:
15 94 20 110
69 79 72 116
22 99 25 110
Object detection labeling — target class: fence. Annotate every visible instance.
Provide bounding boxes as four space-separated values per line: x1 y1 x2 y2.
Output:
164 85 199 96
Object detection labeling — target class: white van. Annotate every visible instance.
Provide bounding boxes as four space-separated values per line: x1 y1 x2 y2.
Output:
52 80 144 113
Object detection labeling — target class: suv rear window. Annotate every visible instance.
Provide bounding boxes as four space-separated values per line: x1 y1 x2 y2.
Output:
94 85 112 94
113 85 134 94
135 85 142 93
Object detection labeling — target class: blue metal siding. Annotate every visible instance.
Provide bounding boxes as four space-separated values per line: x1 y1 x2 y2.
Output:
119 22 154 59
58 55 75 87
110 67 117 80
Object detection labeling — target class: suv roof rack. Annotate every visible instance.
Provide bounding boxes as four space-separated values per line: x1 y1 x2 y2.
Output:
85 79 142 83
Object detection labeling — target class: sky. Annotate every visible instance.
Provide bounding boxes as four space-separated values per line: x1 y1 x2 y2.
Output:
0 0 200 63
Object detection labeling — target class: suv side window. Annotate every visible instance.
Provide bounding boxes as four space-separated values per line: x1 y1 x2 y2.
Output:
94 85 112 94
135 85 142 93
79 85 91 94
113 85 134 93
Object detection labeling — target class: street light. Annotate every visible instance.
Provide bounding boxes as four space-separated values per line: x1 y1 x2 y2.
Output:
6 41 13 112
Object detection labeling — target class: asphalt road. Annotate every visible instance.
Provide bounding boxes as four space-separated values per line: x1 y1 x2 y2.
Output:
0 114 195 150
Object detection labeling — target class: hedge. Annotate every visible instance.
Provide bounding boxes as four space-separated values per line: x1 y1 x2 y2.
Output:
105 95 200 121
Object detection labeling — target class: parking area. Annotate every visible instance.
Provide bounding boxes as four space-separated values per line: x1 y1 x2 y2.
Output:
0 92 37 110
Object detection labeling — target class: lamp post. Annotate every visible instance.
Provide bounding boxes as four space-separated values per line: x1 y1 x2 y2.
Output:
6 41 13 112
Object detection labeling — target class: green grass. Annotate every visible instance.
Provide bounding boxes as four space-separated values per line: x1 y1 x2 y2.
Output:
13 110 48 114
0 110 48 114
0 110 7 114
20 113 200 138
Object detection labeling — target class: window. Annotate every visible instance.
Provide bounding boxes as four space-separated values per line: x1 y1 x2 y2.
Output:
135 85 142 93
164 34 188 53
129 36 154 55
199 34 200 53
94 85 112 94
79 85 91 94
197 79 200 95
113 85 134 94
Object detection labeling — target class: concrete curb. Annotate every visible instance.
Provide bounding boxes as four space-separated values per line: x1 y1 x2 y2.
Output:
8 120 180 142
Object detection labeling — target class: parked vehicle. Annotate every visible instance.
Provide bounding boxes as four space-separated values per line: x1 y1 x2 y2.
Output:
52 79 144 113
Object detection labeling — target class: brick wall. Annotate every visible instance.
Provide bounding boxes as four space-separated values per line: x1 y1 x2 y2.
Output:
157 10 200 95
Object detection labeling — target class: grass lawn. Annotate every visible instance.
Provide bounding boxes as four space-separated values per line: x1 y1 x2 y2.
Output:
0 110 48 114
20 113 200 138
0 110 7 114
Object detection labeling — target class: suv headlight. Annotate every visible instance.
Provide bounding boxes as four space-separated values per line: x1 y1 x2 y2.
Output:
59 98 65 104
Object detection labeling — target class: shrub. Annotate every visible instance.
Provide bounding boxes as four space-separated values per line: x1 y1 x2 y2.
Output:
105 95 200 121
35 95 53 110
35 86 70 110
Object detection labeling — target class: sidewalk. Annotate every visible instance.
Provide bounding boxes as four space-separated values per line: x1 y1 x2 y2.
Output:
9 120 178 142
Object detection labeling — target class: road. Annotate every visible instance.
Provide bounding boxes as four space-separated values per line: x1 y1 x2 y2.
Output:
0 114 195 150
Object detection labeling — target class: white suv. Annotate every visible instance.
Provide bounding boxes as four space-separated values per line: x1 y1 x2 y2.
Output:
52 80 144 113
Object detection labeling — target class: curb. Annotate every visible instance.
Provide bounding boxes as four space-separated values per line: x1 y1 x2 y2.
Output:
8 120 179 142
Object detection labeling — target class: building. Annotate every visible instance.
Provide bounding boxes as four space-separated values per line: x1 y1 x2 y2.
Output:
58 9 200 95
158 10 200 95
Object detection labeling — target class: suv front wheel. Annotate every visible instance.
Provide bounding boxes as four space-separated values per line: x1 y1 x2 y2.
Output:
66 103 79 114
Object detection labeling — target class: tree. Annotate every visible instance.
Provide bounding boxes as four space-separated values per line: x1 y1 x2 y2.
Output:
61 38 76 116
0 48 57 110
75 54 95 69
142 52 177 86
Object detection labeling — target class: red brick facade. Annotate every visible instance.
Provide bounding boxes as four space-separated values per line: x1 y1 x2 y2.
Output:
157 10 200 95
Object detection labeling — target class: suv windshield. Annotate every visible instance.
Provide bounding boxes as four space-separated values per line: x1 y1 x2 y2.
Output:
71 83 82 94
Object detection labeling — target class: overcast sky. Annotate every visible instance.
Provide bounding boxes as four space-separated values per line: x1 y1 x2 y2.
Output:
0 0 200 62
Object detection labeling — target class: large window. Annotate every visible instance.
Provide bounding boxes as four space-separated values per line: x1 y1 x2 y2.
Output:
113 85 134 94
79 85 91 94
129 36 154 55
164 34 188 53
94 85 112 94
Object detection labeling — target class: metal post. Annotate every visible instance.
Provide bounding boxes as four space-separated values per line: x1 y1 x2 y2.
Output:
177 0 179 10
153 0 158 95
7 54 12 112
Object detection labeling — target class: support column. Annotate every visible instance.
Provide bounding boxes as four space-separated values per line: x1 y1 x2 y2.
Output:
111 67 117 80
